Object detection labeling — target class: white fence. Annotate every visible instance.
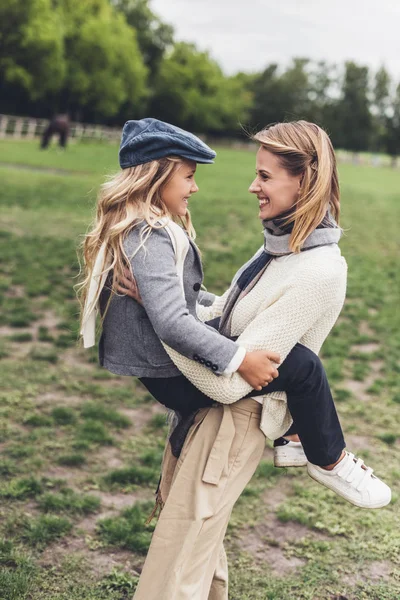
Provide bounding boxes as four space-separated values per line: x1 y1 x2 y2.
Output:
0 113 398 167
0 114 121 142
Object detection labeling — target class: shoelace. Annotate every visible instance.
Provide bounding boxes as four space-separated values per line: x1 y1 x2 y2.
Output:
336 452 374 492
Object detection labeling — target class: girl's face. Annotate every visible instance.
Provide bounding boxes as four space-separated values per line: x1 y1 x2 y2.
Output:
162 160 199 217
248 147 303 221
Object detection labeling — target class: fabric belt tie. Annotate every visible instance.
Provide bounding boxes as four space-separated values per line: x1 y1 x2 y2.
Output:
202 405 236 485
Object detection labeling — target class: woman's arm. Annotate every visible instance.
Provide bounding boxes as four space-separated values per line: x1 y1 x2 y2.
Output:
162 258 347 404
196 288 231 322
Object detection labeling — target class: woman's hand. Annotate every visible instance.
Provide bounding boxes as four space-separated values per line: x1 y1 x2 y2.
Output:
116 267 142 304
238 350 280 390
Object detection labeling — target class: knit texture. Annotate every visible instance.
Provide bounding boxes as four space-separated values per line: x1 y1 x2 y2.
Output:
163 244 347 440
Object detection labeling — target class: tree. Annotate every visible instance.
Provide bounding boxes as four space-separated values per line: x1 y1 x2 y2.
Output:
56 0 148 119
279 58 312 120
371 66 391 151
249 64 286 127
249 58 314 129
338 61 372 152
0 0 65 107
385 83 400 166
112 0 174 78
151 42 250 133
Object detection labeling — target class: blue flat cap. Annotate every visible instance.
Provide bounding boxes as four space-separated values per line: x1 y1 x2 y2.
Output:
119 118 216 168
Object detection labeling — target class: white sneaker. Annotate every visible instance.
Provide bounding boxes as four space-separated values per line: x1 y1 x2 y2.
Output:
273 437 307 467
307 451 392 509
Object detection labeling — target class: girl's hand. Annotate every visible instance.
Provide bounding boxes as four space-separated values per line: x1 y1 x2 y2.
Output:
238 350 280 390
116 268 143 304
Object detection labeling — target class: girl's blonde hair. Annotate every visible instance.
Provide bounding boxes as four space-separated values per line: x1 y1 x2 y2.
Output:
253 121 340 253
77 156 195 328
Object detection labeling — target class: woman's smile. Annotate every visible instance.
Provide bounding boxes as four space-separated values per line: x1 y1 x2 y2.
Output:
249 147 302 221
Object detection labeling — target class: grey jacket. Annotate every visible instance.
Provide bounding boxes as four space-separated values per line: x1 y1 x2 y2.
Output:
99 224 239 378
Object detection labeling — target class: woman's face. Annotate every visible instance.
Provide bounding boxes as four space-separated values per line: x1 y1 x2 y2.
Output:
249 147 303 221
162 160 199 217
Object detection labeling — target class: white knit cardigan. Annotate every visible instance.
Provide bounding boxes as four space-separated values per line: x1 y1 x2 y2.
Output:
162 223 348 440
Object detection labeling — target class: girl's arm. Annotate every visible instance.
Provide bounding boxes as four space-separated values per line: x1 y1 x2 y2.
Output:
162 257 347 404
125 226 240 376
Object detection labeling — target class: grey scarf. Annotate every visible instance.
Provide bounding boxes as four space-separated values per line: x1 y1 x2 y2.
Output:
219 209 342 337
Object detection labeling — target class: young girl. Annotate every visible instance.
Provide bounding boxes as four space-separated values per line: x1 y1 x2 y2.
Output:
80 118 390 600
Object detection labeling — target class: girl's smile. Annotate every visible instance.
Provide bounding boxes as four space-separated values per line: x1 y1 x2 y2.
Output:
162 160 199 217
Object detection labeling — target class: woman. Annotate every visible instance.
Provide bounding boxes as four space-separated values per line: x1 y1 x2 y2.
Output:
115 121 390 600
79 119 390 600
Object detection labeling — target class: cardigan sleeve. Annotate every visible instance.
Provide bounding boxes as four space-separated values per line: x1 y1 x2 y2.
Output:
196 288 231 323
163 257 347 404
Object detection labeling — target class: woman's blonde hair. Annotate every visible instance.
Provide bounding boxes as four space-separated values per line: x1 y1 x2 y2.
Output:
253 120 340 253
77 156 195 328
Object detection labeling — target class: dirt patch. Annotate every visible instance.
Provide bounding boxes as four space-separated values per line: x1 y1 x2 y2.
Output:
62 348 95 371
94 490 148 511
262 479 294 509
4 285 25 299
120 404 166 433
236 478 328 575
0 325 31 337
359 321 376 338
237 515 328 575
344 360 384 402
38 537 142 579
42 465 86 490
344 434 372 452
76 511 116 535
341 560 393 586
1 307 64 361
241 532 306 574
350 343 380 354
35 309 61 331
93 446 125 469
35 391 83 408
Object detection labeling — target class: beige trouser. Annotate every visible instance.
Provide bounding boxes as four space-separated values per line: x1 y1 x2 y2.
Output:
133 398 265 600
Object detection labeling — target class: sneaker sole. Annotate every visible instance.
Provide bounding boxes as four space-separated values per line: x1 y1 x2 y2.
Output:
307 469 392 509
274 452 307 468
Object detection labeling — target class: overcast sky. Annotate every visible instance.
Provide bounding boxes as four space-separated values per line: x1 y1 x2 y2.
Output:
151 0 400 80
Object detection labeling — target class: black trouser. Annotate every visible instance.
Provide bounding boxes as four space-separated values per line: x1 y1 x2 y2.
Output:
140 343 345 467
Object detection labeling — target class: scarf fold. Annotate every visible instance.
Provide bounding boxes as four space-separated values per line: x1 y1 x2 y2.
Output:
219 209 341 338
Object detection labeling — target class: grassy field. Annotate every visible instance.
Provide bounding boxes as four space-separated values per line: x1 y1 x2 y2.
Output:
0 138 399 600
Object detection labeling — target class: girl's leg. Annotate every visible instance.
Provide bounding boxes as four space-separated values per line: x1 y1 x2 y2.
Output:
139 375 214 415
142 344 345 466
250 343 346 467
250 345 391 509
133 399 265 600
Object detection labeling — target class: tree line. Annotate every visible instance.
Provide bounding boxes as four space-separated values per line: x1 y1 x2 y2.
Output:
1 0 400 156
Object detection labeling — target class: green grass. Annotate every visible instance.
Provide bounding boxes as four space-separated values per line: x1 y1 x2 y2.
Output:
97 501 156 554
37 489 101 515
0 139 399 599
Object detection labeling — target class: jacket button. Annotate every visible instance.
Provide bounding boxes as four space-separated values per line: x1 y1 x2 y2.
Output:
193 354 199 361
199 357 205 365
205 360 212 367
193 283 201 292
212 364 218 372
